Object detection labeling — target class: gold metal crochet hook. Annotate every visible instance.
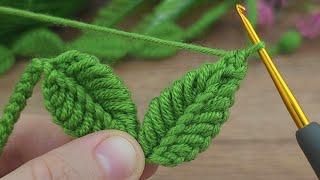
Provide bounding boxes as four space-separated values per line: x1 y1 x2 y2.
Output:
236 5 320 177
236 4 309 129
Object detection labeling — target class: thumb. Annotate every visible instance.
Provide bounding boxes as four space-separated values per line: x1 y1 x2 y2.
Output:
2 130 145 180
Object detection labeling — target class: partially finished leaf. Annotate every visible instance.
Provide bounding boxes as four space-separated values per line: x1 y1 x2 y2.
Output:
139 52 248 166
42 51 139 138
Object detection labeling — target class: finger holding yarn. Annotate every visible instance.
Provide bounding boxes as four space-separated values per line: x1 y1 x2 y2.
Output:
42 51 139 138
138 51 249 166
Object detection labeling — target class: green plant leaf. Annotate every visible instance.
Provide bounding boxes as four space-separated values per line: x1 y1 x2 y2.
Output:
42 51 139 138
0 45 14 75
12 28 64 58
139 53 248 166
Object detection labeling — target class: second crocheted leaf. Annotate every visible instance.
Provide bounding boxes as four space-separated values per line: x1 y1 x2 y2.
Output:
12 28 64 58
139 52 248 166
0 45 14 75
42 51 139 138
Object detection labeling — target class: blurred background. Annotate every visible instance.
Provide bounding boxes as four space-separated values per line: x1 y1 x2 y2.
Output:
0 0 319 179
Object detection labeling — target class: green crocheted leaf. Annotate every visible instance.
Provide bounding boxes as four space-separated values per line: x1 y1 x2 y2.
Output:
139 52 248 166
130 0 196 59
42 51 138 138
68 32 127 63
12 28 64 58
184 1 234 39
0 45 14 75
131 0 234 59
0 0 88 44
68 0 144 63
94 0 143 27
132 21 184 59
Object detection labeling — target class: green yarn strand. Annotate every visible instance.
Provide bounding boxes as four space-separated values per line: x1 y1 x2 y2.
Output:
0 6 234 58
0 59 43 151
131 0 199 59
68 0 144 62
138 47 260 166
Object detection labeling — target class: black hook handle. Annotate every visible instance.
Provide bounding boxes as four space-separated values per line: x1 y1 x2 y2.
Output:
296 122 320 178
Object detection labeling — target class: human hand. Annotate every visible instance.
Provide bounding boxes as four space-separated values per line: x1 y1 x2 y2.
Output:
0 116 157 180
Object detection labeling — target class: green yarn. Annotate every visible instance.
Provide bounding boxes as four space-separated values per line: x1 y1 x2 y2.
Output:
70 0 234 62
0 6 238 57
130 0 234 59
0 1 234 73
0 45 14 75
12 28 65 57
276 30 302 54
0 43 262 165
68 0 144 62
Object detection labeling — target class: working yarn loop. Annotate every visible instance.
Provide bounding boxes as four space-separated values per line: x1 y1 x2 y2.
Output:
0 42 262 166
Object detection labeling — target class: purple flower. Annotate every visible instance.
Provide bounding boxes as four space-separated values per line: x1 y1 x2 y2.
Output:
297 13 320 39
258 0 275 27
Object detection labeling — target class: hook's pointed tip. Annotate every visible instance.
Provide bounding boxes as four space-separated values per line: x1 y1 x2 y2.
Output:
236 4 246 15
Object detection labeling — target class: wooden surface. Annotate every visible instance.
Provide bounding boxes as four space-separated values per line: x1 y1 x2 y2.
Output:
1 19 319 180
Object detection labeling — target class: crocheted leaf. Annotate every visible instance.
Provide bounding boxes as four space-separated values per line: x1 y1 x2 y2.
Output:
94 0 143 27
42 51 138 138
184 1 234 39
130 0 196 58
68 0 143 63
12 28 64 58
139 53 248 166
0 45 14 75
0 0 88 44
68 32 127 63
131 21 184 59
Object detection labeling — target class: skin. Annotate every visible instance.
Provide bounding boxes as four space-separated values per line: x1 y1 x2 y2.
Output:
0 114 158 179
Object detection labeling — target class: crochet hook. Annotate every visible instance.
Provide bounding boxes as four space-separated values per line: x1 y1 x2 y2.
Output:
236 4 320 177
